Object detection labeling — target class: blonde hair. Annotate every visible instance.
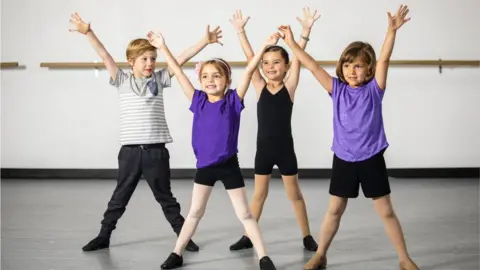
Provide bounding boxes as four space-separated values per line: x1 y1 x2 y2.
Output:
198 58 232 89
126 38 157 61
336 41 376 83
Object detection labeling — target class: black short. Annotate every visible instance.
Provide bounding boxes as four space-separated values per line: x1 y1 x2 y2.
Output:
254 137 298 176
329 148 390 198
194 154 245 190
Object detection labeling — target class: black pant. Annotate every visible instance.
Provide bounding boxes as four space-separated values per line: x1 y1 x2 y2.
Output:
99 144 185 236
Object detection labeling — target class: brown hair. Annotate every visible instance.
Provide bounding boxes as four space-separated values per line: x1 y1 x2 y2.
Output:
336 41 376 83
263 45 290 64
126 38 157 61
199 58 232 89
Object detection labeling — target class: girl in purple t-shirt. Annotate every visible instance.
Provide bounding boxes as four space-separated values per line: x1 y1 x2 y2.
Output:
147 30 280 270
280 5 419 270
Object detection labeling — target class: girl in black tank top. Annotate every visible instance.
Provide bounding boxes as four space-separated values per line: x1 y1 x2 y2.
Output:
228 8 321 253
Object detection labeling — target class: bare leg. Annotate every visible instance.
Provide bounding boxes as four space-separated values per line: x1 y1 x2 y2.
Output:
304 196 348 270
248 174 271 224
373 195 419 270
282 174 311 237
173 183 212 255
227 187 267 259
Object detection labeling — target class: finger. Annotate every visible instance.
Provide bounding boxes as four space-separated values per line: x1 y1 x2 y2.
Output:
306 7 311 17
205 24 210 35
216 30 223 35
313 10 319 20
303 7 307 18
218 41 224 46
238 9 242 18
244 16 250 23
217 35 223 39
296 17 302 24
387 12 392 20
212 25 220 32
68 29 78 32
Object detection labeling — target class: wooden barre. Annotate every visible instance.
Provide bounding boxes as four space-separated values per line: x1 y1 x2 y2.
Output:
0 62 20 69
40 60 480 69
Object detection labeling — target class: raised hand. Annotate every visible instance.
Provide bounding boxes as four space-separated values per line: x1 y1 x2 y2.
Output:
204 25 223 46
277 25 295 44
296 7 321 30
147 31 166 49
387 4 410 31
69 12 90 34
264 32 281 47
229 10 250 32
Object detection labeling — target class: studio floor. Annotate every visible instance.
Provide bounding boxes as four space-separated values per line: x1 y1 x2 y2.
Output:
1 178 479 270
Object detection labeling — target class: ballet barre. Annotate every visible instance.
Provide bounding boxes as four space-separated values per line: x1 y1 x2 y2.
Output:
39 60 479 73
0 62 20 69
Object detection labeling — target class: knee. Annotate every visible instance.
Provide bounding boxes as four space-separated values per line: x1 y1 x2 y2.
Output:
374 197 396 219
252 189 268 203
188 207 205 220
236 209 254 221
327 201 347 219
286 187 304 201
376 205 395 219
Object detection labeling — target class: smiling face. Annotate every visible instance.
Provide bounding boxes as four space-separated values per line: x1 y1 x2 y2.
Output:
261 46 290 82
199 61 232 97
341 58 369 87
336 41 376 88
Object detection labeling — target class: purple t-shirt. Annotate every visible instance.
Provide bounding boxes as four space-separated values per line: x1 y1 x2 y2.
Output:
330 77 389 162
189 89 244 168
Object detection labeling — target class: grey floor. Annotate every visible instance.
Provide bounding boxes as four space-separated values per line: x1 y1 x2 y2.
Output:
1 178 479 270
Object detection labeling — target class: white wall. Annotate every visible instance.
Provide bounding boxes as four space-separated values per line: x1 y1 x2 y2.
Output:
1 0 479 169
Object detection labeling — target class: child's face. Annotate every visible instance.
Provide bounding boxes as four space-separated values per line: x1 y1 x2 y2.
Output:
342 57 368 87
342 57 369 88
200 64 227 96
129 50 157 78
261 51 288 81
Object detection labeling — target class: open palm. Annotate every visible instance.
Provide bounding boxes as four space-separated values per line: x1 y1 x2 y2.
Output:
205 25 223 46
229 10 250 32
388 4 410 31
296 7 321 30
69 12 89 34
147 31 165 49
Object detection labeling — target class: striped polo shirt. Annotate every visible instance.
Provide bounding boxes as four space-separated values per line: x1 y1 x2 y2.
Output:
110 68 173 145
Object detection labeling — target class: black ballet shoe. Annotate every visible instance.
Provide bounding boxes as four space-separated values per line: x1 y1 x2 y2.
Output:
185 239 199 252
229 235 253 250
82 236 110 251
259 256 276 270
160 253 183 269
303 235 318 251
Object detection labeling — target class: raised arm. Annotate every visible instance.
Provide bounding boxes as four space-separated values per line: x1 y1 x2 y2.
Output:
376 4 410 90
279 25 333 94
69 13 118 80
285 7 321 96
147 31 195 101
236 33 281 100
229 10 265 92
167 25 223 77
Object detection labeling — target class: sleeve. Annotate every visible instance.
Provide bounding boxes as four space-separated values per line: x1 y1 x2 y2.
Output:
155 68 172 88
189 89 205 113
368 78 385 100
109 68 129 88
330 77 344 101
227 89 245 115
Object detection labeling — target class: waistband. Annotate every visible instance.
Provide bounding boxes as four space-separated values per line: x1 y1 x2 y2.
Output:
123 143 165 150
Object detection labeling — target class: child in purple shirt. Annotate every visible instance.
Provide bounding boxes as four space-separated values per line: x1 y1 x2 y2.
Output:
147 30 280 270
279 5 419 270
